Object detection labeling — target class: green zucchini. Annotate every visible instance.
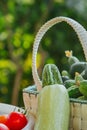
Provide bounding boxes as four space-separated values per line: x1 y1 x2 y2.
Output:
34 84 70 130
79 80 87 97
42 64 63 87
34 64 70 130
67 85 82 98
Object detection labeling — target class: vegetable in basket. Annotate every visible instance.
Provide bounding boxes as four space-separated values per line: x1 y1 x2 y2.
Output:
79 80 87 98
65 50 79 65
34 64 70 130
42 64 63 87
65 50 87 78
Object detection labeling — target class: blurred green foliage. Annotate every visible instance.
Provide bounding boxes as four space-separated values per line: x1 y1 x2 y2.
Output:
0 0 87 107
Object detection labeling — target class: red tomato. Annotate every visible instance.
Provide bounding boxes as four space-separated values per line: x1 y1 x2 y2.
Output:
0 115 8 124
0 123 10 130
6 112 28 130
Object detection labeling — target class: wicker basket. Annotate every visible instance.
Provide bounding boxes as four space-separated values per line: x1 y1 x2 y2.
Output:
23 16 87 130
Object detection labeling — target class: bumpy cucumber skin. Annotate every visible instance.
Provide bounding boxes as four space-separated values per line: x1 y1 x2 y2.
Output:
64 79 75 89
61 70 69 77
34 84 70 130
68 85 82 98
69 62 87 78
79 80 87 97
42 64 63 87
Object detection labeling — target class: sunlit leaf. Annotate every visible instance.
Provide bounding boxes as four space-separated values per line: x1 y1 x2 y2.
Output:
5 14 14 23
0 60 17 72
22 34 34 49
23 53 32 72
16 0 34 4
0 32 8 41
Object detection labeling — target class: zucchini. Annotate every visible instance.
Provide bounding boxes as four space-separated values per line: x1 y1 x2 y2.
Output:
79 80 87 97
34 64 70 130
42 64 63 87
34 84 70 130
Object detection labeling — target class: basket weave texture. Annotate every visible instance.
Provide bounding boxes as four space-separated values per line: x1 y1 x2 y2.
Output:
70 99 87 130
23 16 87 130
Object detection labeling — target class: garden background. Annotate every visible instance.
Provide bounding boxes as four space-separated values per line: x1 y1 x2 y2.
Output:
0 0 87 107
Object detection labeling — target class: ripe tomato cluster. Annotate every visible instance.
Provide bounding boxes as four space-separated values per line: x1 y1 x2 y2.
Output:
0 111 28 130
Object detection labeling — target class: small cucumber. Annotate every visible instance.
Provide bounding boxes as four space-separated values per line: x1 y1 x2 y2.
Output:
65 50 79 65
67 85 82 98
69 62 87 78
64 79 75 89
61 70 70 77
79 80 87 97
61 70 70 82
42 64 63 87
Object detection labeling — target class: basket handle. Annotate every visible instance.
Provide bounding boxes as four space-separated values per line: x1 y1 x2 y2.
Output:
32 16 87 91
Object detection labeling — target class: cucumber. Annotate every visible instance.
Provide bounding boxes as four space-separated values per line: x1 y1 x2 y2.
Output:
67 85 82 98
65 50 79 65
69 62 87 78
61 70 70 83
42 64 63 87
79 80 87 97
61 70 70 77
34 84 70 130
64 79 75 89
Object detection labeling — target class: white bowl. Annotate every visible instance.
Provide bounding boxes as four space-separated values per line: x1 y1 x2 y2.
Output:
0 103 30 130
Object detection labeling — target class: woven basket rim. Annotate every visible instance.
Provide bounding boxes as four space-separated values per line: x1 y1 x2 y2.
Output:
70 98 87 104
23 89 87 104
